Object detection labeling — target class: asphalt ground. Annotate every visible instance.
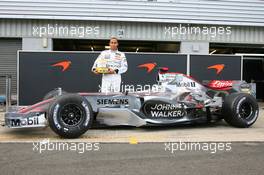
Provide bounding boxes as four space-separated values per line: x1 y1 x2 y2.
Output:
0 142 263 175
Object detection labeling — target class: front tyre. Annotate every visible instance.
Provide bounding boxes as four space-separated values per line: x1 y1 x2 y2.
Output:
222 93 259 128
48 94 93 138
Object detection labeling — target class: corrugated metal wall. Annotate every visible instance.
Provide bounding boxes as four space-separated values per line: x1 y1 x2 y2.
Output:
0 0 264 26
0 39 21 95
1 19 264 44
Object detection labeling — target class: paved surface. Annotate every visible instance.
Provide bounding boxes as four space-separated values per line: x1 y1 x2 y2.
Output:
0 142 263 175
0 104 263 175
0 104 263 143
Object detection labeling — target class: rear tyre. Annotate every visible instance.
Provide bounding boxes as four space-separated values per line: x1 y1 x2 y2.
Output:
48 94 93 138
222 93 259 128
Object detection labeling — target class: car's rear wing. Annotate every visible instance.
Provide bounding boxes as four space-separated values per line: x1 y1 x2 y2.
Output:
203 80 256 98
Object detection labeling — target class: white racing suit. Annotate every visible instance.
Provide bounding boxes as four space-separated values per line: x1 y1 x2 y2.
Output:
92 50 128 93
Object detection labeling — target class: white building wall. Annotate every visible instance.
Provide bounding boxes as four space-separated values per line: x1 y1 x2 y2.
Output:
0 0 264 26
0 19 264 44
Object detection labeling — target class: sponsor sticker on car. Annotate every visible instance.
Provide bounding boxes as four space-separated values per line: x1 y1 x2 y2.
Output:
143 103 187 119
7 113 46 128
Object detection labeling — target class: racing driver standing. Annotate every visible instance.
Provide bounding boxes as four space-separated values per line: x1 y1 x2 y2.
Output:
92 37 128 93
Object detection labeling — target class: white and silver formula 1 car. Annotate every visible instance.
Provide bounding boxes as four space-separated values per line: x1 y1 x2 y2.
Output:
5 68 259 138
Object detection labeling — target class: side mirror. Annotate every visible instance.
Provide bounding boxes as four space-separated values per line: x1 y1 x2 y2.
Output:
158 67 169 73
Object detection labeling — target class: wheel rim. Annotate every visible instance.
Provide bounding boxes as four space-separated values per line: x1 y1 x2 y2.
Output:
60 104 83 126
239 102 253 120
